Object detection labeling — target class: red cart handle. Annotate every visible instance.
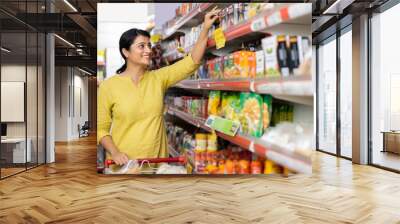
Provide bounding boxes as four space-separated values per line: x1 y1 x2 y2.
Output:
105 156 186 168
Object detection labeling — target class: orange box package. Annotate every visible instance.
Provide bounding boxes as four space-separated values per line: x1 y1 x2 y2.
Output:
232 51 256 78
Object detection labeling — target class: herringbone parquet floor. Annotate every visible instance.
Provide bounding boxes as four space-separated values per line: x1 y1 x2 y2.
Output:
1 135 400 224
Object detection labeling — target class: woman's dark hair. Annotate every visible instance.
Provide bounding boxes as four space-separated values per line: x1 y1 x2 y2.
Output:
116 28 151 74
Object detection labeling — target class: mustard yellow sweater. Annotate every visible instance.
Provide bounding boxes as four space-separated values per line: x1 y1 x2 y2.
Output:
97 55 200 159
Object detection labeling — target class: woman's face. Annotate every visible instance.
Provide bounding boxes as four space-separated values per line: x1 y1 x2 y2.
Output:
124 35 152 67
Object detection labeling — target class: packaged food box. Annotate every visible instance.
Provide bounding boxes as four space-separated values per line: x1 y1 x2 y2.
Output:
255 50 265 78
214 57 224 79
262 94 273 132
223 54 237 79
221 92 240 122
207 91 221 116
226 5 235 29
232 51 254 78
261 36 280 77
239 92 264 137
197 64 208 79
248 51 256 78
207 59 216 79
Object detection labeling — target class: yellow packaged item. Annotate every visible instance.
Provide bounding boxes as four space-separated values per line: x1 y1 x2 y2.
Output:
207 132 218 152
195 133 207 152
207 91 221 116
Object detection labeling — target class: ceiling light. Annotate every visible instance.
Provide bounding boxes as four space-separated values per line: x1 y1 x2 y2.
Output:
63 0 78 12
1 47 11 53
78 67 93 76
54 34 75 48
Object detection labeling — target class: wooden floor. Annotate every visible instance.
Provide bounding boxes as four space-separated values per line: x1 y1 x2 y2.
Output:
373 150 400 171
1 135 400 223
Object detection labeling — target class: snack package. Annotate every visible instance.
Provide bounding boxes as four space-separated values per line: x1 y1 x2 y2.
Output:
197 64 208 79
261 36 280 77
220 92 230 117
256 50 265 78
247 3 259 19
262 94 273 132
224 93 241 122
223 54 237 78
214 57 224 79
232 51 254 78
207 59 216 79
239 92 264 137
248 51 256 78
207 91 221 116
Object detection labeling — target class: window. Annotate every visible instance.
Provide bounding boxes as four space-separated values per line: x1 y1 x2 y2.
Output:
317 36 337 154
339 28 352 158
371 2 400 171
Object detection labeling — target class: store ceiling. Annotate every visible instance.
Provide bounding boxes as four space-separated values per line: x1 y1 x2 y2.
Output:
312 0 391 43
0 0 105 74
1 0 394 72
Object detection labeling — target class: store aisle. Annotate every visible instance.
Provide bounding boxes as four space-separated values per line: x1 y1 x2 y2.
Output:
0 135 399 223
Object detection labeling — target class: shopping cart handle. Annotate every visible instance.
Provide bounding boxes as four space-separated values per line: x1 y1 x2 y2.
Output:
105 156 186 168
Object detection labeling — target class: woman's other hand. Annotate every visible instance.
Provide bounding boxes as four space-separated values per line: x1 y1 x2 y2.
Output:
112 151 129 165
203 6 221 30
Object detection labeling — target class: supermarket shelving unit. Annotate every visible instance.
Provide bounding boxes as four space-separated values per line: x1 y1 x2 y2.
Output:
175 76 313 106
164 4 311 61
161 3 313 174
167 106 311 174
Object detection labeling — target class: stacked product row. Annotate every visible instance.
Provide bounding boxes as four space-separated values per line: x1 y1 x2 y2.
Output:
166 122 289 174
161 3 202 32
194 35 311 79
166 91 294 138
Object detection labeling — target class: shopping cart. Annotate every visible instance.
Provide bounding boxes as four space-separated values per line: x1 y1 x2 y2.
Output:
104 156 187 174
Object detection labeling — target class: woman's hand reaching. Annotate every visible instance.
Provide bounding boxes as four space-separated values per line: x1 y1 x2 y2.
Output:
203 6 221 30
190 6 221 64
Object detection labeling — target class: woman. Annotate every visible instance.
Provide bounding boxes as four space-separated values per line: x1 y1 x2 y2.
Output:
98 8 220 166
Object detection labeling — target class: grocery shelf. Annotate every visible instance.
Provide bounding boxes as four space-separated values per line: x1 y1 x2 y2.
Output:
253 139 312 174
207 3 311 48
167 106 312 173
175 79 251 91
163 3 213 40
253 76 313 106
256 4 311 37
164 3 311 61
174 76 313 106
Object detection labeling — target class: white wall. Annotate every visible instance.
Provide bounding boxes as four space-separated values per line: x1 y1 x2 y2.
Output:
54 67 89 141
97 3 150 50
97 3 152 78
154 3 180 29
55 67 69 141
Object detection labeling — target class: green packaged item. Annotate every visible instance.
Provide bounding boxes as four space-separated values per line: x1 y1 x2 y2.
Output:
239 92 264 138
220 92 230 117
205 115 240 137
262 95 273 131
221 92 241 122
208 91 221 116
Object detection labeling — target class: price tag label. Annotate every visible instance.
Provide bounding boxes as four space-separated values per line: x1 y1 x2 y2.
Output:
205 115 240 136
150 34 162 43
213 27 226 49
251 17 266 32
